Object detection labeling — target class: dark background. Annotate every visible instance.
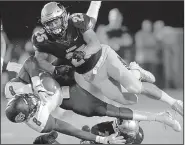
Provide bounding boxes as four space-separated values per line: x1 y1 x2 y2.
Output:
0 1 184 40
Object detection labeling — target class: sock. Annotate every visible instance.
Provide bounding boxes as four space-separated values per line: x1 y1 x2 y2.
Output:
160 91 176 106
133 110 156 121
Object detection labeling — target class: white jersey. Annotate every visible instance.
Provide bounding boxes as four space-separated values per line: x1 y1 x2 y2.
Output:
5 81 63 132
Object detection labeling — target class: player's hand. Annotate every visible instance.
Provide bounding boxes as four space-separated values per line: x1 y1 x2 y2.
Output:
106 132 126 144
54 65 73 76
72 51 86 62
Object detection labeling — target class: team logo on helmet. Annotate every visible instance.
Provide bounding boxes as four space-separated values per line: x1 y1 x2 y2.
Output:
15 112 26 123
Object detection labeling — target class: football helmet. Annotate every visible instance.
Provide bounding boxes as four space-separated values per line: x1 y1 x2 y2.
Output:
41 2 69 36
5 93 40 123
113 119 144 144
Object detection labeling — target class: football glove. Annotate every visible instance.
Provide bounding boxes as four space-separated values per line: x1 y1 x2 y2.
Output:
53 65 73 77
72 51 86 62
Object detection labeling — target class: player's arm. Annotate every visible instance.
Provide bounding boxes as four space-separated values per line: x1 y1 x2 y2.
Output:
72 14 101 58
34 50 55 73
86 1 102 24
42 115 125 144
34 50 73 79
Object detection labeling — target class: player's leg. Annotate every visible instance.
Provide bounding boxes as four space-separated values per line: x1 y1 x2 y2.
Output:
60 84 181 132
88 58 137 105
33 131 60 144
106 47 183 116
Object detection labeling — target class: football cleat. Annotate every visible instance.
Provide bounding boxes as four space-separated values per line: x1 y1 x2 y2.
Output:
155 111 181 132
171 100 183 116
129 62 156 83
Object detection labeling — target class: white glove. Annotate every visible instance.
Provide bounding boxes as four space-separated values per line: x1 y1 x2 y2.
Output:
96 132 126 144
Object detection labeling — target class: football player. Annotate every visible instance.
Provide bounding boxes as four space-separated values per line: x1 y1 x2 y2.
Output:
80 119 144 144
5 56 181 133
33 119 144 144
32 2 183 117
5 72 126 144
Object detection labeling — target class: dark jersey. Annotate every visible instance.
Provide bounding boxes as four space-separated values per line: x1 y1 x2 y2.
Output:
32 13 101 74
91 121 144 144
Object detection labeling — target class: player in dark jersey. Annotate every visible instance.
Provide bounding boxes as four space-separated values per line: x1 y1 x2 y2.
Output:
32 1 182 117
33 119 144 144
80 119 144 144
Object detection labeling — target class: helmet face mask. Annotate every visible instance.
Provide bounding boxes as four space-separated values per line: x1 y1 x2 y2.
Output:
114 119 140 143
5 93 40 123
41 2 68 37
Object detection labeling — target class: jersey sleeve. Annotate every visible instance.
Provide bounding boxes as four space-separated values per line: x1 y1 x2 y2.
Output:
32 29 53 54
70 13 95 33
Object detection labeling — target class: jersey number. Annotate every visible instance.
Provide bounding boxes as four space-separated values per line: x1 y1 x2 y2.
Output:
9 86 16 96
33 117 41 126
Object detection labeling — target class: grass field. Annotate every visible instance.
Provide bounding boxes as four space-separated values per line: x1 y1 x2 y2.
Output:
1 89 183 144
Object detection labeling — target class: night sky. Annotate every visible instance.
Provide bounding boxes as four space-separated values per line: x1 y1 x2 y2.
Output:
0 1 184 40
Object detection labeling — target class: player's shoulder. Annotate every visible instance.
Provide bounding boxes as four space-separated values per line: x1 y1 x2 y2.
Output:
32 28 49 45
69 13 90 29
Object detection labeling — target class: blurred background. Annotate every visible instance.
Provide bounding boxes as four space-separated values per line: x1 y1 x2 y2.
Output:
0 1 184 144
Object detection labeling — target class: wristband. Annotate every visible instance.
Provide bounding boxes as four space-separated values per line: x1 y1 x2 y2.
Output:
96 136 107 144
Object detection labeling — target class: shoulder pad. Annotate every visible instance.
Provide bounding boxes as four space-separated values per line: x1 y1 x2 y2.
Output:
32 28 48 43
70 13 86 28
70 13 92 33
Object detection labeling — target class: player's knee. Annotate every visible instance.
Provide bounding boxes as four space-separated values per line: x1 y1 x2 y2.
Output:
125 83 142 94
73 105 94 117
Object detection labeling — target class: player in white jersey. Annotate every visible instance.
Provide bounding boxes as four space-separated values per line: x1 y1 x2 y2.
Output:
4 72 126 144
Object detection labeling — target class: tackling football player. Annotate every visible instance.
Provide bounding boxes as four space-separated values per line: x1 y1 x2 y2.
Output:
32 2 183 117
